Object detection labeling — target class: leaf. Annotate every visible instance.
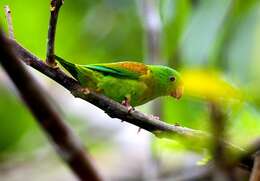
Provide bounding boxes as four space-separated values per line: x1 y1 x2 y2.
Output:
182 68 242 101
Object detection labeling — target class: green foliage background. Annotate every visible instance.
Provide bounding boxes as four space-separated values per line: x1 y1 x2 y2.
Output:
0 0 260 168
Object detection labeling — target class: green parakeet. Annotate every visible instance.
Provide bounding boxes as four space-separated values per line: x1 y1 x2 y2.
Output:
55 56 184 107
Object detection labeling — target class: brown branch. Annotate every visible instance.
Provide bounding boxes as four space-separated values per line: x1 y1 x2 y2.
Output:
0 30 102 181
250 151 260 181
3 0 205 147
4 5 14 39
10 38 207 139
46 0 63 67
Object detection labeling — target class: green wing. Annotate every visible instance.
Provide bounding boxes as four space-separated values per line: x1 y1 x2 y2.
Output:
84 62 148 80
55 55 148 80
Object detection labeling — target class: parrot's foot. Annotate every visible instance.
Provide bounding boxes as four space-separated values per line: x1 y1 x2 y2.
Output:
51 64 59 69
121 98 135 113
127 106 135 113
80 87 90 95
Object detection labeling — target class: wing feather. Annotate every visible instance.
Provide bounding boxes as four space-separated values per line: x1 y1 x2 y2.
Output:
84 62 148 79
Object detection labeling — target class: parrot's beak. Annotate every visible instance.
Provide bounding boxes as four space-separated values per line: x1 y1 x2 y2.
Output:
171 85 184 100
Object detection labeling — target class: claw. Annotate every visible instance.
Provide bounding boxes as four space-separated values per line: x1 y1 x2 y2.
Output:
127 106 135 113
121 98 129 107
149 115 160 120
80 87 90 94
121 97 134 113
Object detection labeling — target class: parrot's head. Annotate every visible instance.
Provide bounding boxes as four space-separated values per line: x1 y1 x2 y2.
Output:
167 68 184 100
150 65 184 100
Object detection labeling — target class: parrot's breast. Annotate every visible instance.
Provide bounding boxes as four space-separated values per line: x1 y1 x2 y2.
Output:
96 76 154 106
76 65 164 106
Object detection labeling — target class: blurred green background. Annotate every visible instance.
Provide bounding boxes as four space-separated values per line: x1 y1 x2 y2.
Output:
0 0 260 180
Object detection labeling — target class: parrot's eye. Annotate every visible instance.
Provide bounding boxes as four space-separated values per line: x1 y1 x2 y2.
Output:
169 76 175 82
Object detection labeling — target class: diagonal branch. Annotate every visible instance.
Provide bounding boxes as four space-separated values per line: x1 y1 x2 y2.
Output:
11 38 206 139
46 0 64 67
0 30 102 181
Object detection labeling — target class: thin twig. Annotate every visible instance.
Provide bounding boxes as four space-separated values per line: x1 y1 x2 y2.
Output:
4 5 14 39
46 0 64 67
250 151 260 181
0 31 102 181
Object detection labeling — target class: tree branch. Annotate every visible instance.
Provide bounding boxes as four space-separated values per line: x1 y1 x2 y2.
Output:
10 38 207 139
0 30 101 181
46 0 63 67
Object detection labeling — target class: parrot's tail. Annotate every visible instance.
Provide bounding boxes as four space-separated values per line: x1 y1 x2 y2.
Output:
55 55 79 79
